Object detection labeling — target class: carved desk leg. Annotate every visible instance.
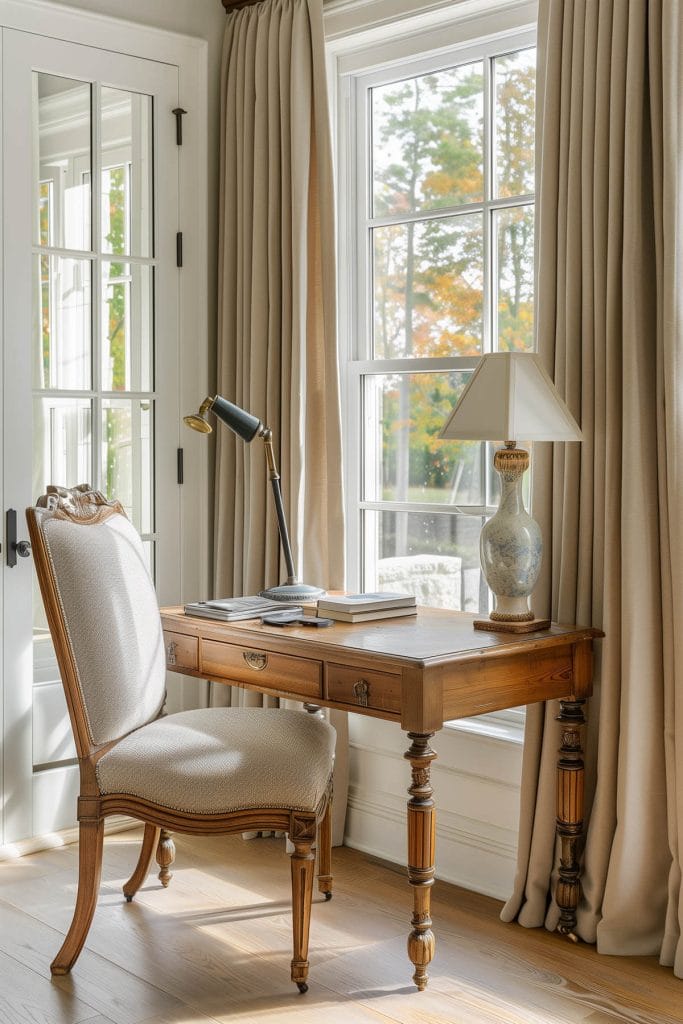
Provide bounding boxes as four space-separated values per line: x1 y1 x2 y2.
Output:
156 829 176 888
556 698 586 941
404 732 437 991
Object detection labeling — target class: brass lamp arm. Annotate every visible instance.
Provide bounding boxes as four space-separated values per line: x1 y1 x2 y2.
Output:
261 429 297 585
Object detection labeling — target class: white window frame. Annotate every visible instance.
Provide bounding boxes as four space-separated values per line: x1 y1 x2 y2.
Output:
332 3 536 743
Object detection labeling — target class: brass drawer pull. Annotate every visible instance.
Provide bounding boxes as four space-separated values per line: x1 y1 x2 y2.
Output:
243 651 268 671
166 641 177 666
353 679 369 707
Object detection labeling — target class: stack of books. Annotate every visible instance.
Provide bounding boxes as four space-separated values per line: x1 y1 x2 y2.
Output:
317 592 417 623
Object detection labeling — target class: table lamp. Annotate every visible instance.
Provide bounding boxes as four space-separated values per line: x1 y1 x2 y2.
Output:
438 353 582 632
184 395 325 602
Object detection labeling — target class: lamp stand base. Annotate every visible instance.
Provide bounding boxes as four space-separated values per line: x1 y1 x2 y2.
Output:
473 617 551 634
259 583 326 603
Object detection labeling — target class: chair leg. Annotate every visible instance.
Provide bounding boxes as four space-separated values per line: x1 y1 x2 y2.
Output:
123 824 160 902
51 816 104 975
155 828 175 887
317 798 333 900
290 831 316 993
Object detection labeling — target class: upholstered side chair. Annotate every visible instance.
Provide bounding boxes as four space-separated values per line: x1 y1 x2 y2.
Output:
26 486 335 993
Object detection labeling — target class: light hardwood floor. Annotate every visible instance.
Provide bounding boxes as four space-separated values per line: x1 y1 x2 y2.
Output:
0 828 679 1024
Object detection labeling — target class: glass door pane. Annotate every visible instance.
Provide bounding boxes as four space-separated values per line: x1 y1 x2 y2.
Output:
35 75 92 251
100 88 153 258
101 262 153 392
33 255 92 389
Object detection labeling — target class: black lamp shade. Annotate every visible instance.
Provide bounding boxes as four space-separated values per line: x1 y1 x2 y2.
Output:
211 396 262 443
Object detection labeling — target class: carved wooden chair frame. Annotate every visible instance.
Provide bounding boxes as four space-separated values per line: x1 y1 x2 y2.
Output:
26 489 333 993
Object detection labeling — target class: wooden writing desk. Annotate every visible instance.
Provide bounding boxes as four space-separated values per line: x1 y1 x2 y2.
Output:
161 605 600 991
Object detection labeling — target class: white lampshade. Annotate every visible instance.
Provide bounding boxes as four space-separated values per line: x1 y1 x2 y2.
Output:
439 352 582 443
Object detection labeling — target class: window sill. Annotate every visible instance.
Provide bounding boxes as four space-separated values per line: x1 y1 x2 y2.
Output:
445 710 525 745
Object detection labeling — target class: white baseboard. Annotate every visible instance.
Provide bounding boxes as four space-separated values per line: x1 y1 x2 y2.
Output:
0 816 138 862
345 785 517 901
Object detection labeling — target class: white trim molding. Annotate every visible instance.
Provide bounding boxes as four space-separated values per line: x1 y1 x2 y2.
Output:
0 816 137 862
325 0 537 55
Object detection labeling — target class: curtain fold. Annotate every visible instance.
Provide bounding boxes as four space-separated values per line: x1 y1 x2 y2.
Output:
502 0 683 974
214 0 348 845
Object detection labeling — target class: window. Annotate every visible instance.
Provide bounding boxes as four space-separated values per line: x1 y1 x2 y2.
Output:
340 34 536 613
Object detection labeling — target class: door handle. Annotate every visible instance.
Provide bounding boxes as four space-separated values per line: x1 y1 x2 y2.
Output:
6 509 31 567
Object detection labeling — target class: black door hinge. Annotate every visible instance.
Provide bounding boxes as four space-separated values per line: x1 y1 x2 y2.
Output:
177 448 184 485
176 232 183 268
172 107 187 146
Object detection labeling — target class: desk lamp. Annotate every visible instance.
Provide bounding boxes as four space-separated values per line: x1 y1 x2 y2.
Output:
439 353 582 632
184 395 325 602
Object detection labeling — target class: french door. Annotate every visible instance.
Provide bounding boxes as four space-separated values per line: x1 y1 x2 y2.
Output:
1 30 182 844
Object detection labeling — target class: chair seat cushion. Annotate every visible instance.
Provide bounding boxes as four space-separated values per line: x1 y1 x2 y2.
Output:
95 708 335 815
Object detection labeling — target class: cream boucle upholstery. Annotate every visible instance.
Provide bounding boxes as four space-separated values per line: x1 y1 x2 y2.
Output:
96 708 335 814
37 509 166 745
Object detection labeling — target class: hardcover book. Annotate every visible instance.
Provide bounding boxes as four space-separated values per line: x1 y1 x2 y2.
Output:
317 592 416 613
324 606 418 623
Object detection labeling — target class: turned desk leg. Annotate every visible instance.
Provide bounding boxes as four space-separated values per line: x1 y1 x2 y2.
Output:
404 732 437 991
556 698 586 940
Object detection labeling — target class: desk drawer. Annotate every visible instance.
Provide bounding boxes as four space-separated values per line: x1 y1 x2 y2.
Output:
201 639 322 698
326 663 401 714
163 631 198 671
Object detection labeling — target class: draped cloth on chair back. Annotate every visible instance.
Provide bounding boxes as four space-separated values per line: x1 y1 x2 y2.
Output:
215 0 344 598
31 501 166 748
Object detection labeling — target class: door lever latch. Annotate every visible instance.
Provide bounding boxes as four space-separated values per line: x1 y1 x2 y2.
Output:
6 509 31 567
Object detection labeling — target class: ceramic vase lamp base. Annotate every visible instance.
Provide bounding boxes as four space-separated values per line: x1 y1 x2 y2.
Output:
474 443 550 635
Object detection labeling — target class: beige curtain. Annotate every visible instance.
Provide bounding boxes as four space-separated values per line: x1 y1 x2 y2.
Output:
502 0 683 975
212 0 348 844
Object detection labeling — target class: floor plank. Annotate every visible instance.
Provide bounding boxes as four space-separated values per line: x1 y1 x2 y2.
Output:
0 947 97 1024
0 829 679 1024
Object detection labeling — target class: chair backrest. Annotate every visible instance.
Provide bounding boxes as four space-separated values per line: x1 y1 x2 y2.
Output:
27 486 166 756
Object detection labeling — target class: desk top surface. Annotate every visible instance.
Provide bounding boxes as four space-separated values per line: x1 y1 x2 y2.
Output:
161 605 600 667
